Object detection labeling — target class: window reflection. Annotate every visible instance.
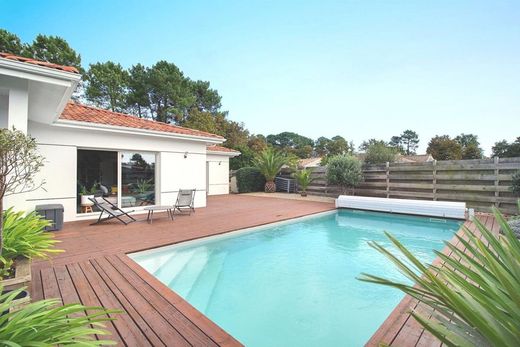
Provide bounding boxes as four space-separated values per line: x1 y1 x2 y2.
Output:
121 152 156 207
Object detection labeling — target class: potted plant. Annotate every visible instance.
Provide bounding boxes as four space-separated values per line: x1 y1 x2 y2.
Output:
253 148 287 193
294 168 314 197
80 182 98 206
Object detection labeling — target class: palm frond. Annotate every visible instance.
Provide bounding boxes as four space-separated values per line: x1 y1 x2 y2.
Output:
358 207 520 346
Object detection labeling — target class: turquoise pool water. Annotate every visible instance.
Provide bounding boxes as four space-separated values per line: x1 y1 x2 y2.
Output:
131 210 461 346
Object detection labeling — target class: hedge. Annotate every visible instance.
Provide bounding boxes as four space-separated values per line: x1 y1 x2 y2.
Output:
236 167 266 193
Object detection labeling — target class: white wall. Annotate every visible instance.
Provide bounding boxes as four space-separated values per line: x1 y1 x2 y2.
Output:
4 121 210 221
206 153 230 195
0 76 29 133
0 93 8 128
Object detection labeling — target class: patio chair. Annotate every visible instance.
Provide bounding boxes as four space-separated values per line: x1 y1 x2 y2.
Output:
89 196 136 225
172 189 196 217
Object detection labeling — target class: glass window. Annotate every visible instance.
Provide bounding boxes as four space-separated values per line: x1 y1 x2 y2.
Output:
77 150 118 213
121 152 156 207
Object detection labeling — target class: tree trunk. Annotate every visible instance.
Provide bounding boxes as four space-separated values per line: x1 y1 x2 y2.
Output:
265 181 276 193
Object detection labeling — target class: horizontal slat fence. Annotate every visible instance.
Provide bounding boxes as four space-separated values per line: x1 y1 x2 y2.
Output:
307 157 520 214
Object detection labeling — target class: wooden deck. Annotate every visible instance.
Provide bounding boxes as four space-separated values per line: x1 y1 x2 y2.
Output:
31 194 497 346
32 195 335 346
366 213 499 347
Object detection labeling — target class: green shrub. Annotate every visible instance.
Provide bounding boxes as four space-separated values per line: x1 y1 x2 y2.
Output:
326 154 363 194
359 207 520 346
235 167 266 193
512 170 520 196
364 143 397 164
2 208 62 262
0 285 119 345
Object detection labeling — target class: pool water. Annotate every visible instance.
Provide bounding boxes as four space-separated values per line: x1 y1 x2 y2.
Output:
131 210 461 346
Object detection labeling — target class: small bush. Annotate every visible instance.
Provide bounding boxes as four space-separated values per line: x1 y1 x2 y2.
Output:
235 167 266 193
512 170 520 196
326 154 363 194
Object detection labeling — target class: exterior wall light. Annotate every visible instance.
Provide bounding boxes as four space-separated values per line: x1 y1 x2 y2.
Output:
184 152 188 158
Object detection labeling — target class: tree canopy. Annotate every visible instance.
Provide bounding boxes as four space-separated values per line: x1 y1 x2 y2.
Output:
492 137 520 158
454 133 483 159
427 135 463 160
84 61 129 112
2 28 516 170
389 130 419 155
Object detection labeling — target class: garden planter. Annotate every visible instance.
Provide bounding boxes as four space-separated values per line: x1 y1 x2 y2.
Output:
80 194 95 206
300 192 308 197
265 181 276 193
1 258 31 311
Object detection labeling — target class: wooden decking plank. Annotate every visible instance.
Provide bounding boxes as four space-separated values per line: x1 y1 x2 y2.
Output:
79 261 154 347
91 257 191 347
54 265 84 317
104 254 219 346
116 253 243 347
31 267 44 301
40 267 62 303
67 263 124 345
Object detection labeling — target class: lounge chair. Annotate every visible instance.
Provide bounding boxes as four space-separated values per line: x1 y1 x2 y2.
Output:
172 189 196 217
89 196 136 225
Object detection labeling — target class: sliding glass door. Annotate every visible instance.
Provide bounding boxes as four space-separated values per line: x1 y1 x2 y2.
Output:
77 149 156 213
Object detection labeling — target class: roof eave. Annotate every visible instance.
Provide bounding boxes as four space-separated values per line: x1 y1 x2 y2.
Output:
53 119 225 144
0 57 81 86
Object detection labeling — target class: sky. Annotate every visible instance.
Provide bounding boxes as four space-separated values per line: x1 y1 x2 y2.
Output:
1 0 519 154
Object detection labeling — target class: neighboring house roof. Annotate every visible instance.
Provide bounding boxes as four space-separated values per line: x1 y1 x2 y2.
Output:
0 52 80 74
207 145 241 157
397 154 434 163
298 157 322 168
60 102 224 140
207 145 239 153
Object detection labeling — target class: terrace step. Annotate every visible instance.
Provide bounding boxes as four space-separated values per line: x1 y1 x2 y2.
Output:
186 250 227 313
168 247 210 298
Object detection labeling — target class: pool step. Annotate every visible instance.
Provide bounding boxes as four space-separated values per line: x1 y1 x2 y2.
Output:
150 249 197 285
186 250 227 313
168 247 210 298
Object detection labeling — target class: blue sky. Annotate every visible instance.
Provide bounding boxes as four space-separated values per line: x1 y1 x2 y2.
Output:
1 0 519 154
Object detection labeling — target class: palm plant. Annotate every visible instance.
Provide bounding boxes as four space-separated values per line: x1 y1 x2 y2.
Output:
252 148 287 193
358 207 520 347
0 286 118 345
294 169 314 196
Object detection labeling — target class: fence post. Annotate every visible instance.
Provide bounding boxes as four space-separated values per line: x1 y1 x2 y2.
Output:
432 160 437 201
385 161 390 198
494 156 500 209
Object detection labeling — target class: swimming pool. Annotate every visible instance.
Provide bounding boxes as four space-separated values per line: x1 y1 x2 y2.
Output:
131 210 461 346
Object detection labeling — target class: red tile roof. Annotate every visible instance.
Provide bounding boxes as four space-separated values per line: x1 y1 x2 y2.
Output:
207 145 240 153
60 103 224 140
0 52 80 74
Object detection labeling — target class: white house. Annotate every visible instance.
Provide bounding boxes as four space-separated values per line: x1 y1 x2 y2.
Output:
0 53 239 222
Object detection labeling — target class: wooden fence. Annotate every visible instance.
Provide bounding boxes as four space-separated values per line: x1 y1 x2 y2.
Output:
307 157 520 214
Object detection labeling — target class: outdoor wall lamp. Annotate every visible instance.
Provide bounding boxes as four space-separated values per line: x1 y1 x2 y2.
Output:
184 152 188 158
